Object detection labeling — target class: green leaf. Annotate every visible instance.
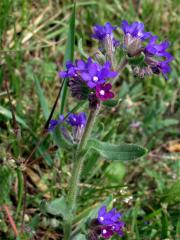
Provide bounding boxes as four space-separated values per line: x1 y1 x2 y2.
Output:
161 210 168 239
105 162 126 183
88 139 147 161
60 3 76 114
102 99 119 107
0 105 30 130
162 181 180 203
127 53 145 65
0 166 12 205
46 196 69 220
34 75 49 120
73 234 86 240
52 124 73 149
78 38 88 59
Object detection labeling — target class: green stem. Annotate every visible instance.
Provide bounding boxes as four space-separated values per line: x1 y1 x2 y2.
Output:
15 169 24 219
112 57 128 84
63 106 100 240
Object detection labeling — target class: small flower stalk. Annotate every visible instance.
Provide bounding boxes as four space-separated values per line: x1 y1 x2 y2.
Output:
47 18 173 240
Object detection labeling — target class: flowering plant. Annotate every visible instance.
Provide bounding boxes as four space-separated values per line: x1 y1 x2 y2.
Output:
46 12 173 240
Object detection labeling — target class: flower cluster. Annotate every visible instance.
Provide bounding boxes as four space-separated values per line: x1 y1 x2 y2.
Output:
48 112 87 142
120 20 173 79
144 36 173 79
60 57 117 108
58 21 173 114
88 206 124 239
91 21 173 79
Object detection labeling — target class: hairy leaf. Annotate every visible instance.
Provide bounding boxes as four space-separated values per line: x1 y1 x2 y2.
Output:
88 139 147 161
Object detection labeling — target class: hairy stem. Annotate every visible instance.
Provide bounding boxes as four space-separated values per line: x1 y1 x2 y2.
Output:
112 57 128 84
63 106 100 240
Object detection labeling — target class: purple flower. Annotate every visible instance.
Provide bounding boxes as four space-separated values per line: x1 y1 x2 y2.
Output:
67 112 87 128
144 36 174 79
121 20 151 57
92 22 119 57
97 206 124 239
48 112 87 143
113 38 120 48
66 112 87 142
88 206 124 239
59 61 77 79
48 115 64 131
121 20 151 40
80 59 117 88
92 22 117 41
145 36 171 57
96 83 114 101
98 206 122 225
101 226 114 239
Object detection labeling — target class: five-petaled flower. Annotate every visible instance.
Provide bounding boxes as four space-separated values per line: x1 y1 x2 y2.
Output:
96 83 114 101
80 59 117 88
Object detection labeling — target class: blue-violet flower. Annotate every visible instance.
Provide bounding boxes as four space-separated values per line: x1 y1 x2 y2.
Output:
92 22 119 47
67 112 87 128
121 20 151 57
88 206 124 239
144 36 173 79
66 112 87 142
48 115 64 131
80 59 117 88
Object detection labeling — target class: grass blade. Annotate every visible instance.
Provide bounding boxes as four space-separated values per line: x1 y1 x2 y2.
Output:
34 75 49 120
60 3 76 114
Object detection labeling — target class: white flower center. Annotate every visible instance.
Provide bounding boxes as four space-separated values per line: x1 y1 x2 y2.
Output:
73 118 76 122
102 229 107 234
100 216 104 222
93 76 99 82
99 90 105 95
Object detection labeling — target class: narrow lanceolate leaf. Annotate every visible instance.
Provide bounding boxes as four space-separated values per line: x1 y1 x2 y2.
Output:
60 3 76 114
34 75 49 120
88 139 147 161
0 105 30 130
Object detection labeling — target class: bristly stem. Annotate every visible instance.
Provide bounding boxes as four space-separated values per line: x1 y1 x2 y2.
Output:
63 106 100 240
112 57 128 84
